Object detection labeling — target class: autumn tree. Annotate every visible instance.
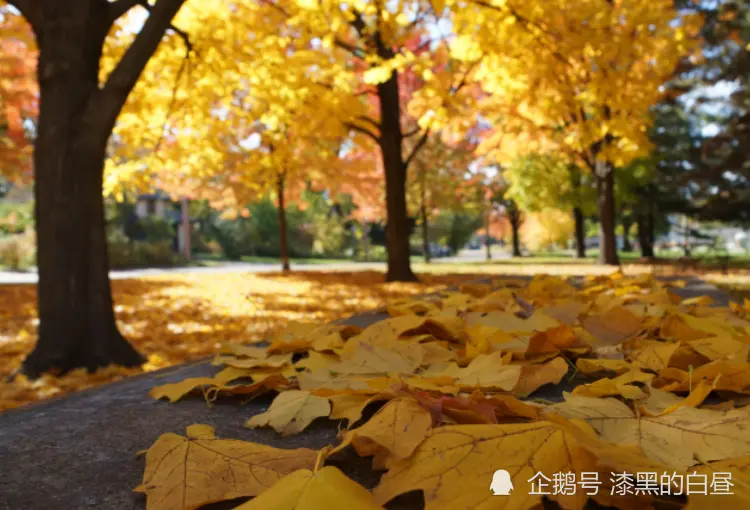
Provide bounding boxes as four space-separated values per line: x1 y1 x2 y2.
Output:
406 133 476 262
504 154 595 258
0 7 36 181
3 0 189 376
448 0 696 265
233 1 477 281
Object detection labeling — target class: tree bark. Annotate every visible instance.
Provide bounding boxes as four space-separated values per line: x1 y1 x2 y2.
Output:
377 68 416 282
595 161 619 265
20 0 186 377
361 221 370 261
637 212 655 258
484 207 492 261
277 175 290 272
510 216 522 257
420 174 430 263
621 215 633 252
507 201 522 257
573 206 586 258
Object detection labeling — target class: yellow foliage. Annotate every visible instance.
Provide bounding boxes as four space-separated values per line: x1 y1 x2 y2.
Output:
520 209 575 251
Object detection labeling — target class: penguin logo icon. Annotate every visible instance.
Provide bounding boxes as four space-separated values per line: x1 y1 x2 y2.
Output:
490 469 514 496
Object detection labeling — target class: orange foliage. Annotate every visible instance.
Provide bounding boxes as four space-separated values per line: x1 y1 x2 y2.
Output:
0 8 37 181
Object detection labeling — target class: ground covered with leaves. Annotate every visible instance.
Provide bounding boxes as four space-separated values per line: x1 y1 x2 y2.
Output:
0 271 489 411
137 272 750 510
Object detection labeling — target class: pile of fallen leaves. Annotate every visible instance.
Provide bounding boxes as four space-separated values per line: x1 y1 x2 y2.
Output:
138 273 750 509
0 271 480 411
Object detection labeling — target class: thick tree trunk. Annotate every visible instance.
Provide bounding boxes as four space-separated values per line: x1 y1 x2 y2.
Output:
621 216 633 252
595 162 619 265
573 206 586 258
20 0 186 377
24 4 136 377
377 68 416 282
277 176 290 272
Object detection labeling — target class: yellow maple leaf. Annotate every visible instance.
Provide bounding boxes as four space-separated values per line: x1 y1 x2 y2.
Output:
576 358 633 376
372 419 658 510
246 390 331 436
327 392 393 427
234 466 383 509
336 397 433 466
572 369 653 400
549 395 750 470
135 424 316 510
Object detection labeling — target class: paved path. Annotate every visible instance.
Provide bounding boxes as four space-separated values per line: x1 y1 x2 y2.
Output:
0 249 505 284
0 261 389 284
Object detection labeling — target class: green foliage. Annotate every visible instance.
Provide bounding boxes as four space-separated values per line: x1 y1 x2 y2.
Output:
140 216 176 243
429 211 483 254
212 198 314 260
0 230 35 270
504 155 596 215
0 200 34 235
107 229 183 269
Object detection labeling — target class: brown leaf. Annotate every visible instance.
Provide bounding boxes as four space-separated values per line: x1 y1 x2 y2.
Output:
581 306 642 345
514 357 569 397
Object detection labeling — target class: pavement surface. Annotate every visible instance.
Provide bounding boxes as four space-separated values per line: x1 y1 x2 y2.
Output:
0 248 501 284
0 277 731 510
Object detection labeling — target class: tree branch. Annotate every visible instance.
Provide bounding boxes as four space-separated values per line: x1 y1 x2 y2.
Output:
345 122 380 144
334 38 367 59
404 129 431 169
403 127 421 138
95 0 188 132
107 0 144 24
356 115 380 129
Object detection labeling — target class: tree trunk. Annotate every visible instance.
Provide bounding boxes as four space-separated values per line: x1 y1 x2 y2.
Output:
277 175 290 272
573 206 586 258
637 212 654 258
421 207 430 263
621 216 633 252
361 221 370 261
19 0 186 376
510 216 522 257
595 161 619 265
377 68 416 282
484 207 492 261
420 176 430 263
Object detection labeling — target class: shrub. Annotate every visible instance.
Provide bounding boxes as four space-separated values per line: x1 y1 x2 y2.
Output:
0 230 36 270
107 229 183 269
140 216 176 243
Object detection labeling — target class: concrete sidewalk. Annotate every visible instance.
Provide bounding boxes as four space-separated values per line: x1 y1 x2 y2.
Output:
0 261 389 284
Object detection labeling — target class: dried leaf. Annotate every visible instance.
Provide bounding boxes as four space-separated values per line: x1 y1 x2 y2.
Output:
246 390 331 436
581 306 641 345
549 395 750 470
233 466 384 510
514 357 569 397
135 424 316 510
339 397 433 463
